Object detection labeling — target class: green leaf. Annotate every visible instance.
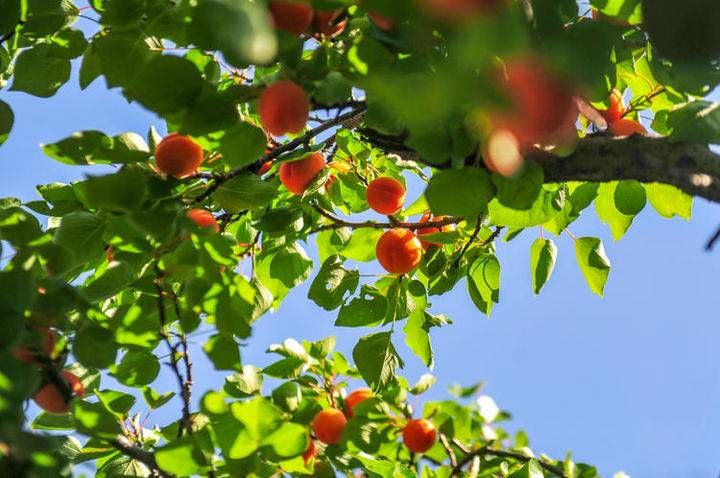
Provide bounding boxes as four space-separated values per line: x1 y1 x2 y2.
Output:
404 281 433 367
595 181 645 240
271 382 302 412
216 122 267 168
229 396 281 456
189 0 277 67
213 173 277 213
203 334 242 371
155 435 208 476
410 373 437 395
509 459 545 478
492 162 544 210
73 325 118 369
0 0 21 35
466 254 500 316
74 169 148 213
341 228 384 262
73 400 122 439
224 365 263 398
83 261 140 302
575 237 611 297
0 99 13 147
646 183 692 219
665 101 720 143
142 387 175 410
308 255 360 311
111 350 160 387
32 412 75 431
42 131 150 165
54 211 106 264
529 238 557 295
591 0 642 24
489 188 564 228
10 45 71 97
315 72 352 106
269 243 313 288
95 389 136 416
352 332 404 391
47 28 88 59
265 422 308 458
335 285 388 327
127 55 203 115
426 168 495 219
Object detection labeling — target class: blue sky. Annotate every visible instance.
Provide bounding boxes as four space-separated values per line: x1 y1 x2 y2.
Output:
2 60 720 478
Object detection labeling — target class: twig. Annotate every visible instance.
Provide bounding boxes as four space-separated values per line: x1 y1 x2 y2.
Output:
705 224 720 251
451 445 567 478
192 105 367 204
108 439 173 478
622 86 666 118
453 217 484 268
310 204 462 233
439 434 458 469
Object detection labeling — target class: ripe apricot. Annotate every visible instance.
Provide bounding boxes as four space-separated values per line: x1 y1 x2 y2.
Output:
494 58 577 145
314 10 347 37
269 1 314 35
366 177 406 215
417 212 454 249
187 208 220 232
154 133 204 179
402 418 437 454
609 118 647 136
303 438 317 465
279 152 326 195
33 370 84 414
344 388 372 417
12 327 55 364
369 12 394 31
259 80 310 137
312 408 347 444
601 88 625 124
376 228 423 275
420 0 505 21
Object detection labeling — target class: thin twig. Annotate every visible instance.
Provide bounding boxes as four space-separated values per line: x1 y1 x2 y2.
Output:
451 445 567 478
453 217 484 268
310 204 462 234
108 439 173 478
439 434 458 469
705 224 720 251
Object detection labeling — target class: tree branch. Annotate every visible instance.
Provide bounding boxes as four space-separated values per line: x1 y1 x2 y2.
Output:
309 204 462 233
108 439 173 478
451 445 567 478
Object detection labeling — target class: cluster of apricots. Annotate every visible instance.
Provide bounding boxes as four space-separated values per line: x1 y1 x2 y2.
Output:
12 327 85 414
600 88 648 137
308 388 438 460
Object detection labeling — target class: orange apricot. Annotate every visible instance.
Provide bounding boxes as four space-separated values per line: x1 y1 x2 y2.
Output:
494 57 577 146
154 134 204 179
279 152 326 195
259 80 310 137
33 370 84 415
402 418 437 454
609 118 647 136
601 88 625 124
417 212 453 249
366 177 406 215
269 1 314 35
376 228 423 275
314 10 347 37
12 327 56 364
369 12 394 30
187 208 220 232
312 408 347 445
344 388 373 417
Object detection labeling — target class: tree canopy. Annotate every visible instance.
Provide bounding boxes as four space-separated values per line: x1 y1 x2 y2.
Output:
0 0 718 477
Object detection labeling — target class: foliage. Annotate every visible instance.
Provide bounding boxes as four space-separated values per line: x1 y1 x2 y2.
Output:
0 0 717 476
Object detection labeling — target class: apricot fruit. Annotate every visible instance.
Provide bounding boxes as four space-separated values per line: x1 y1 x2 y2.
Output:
609 118 647 136
279 152 326 195
417 212 454 249
312 408 347 445
376 228 423 275
314 10 347 37
33 370 84 414
259 80 310 137
269 1 314 36
420 0 504 21
369 12 394 31
12 327 55 364
600 88 625 124
495 58 577 145
344 388 372 417
366 177 406 215
187 208 220 232
154 133 204 179
402 418 437 454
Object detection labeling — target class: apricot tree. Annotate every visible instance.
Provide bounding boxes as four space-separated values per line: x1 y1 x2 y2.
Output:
0 0 719 477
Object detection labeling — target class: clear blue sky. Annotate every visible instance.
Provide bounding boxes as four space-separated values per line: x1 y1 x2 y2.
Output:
2 60 719 478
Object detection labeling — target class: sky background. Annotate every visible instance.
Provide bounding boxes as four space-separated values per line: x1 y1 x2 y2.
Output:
2 22 720 478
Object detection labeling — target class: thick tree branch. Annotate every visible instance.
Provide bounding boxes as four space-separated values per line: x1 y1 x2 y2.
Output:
362 130 720 204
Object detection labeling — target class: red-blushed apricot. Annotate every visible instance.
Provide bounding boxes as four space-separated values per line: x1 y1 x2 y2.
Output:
609 118 647 136
344 388 373 417
376 228 423 275
303 438 317 465
12 328 56 364
314 10 347 37
600 88 625 124
417 212 454 249
279 152 326 195
33 370 84 414
187 208 220 232
257 160 273 176
154 134 204 179
493 58 577 146
366 177 406 215
312 408 347 445
419 0 505 21
259 80 310 137
369 12 394 30
269 1 314 35
483 128 524 177
402 418 437 454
